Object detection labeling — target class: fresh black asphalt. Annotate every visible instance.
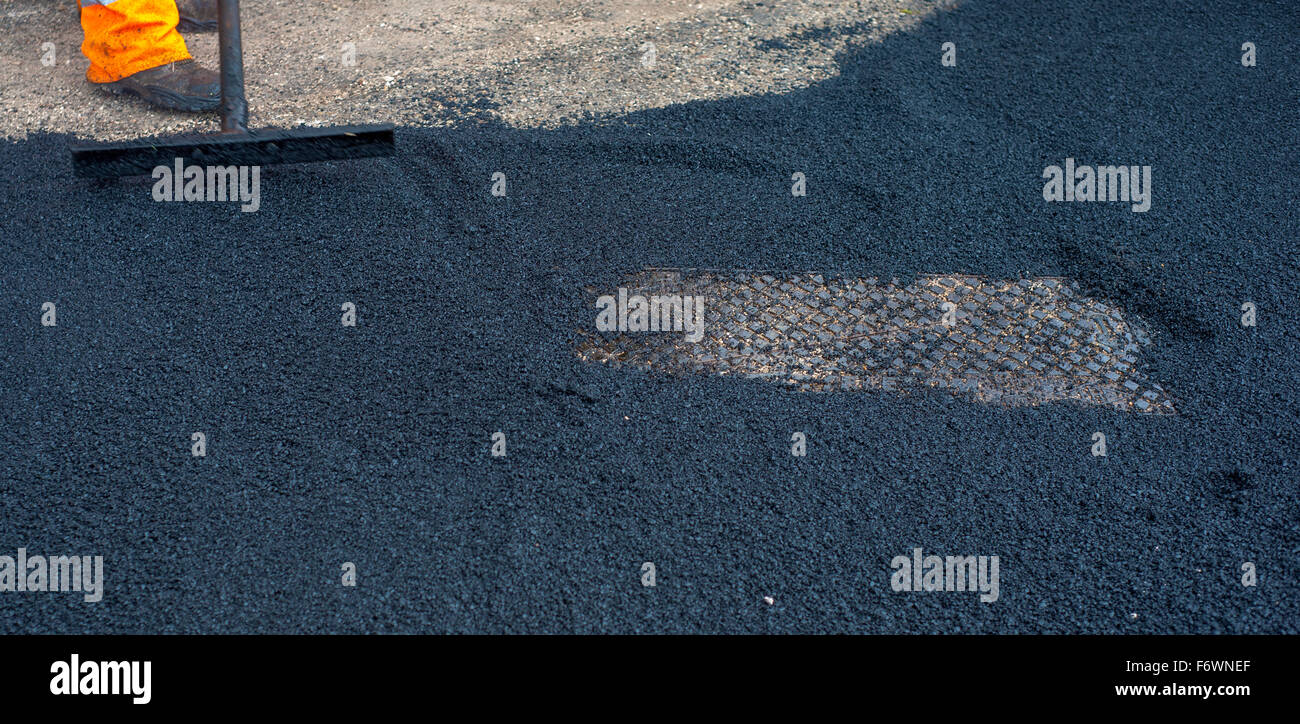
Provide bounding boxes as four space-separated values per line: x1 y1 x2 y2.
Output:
1 0 1296 632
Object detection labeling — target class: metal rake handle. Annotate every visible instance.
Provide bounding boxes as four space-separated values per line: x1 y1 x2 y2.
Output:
218 0 248 133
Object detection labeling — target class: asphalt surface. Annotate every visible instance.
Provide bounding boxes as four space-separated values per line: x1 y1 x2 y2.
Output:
2 0 1297 633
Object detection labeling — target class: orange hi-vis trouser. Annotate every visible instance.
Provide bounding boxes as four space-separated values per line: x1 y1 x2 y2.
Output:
79 0 191 83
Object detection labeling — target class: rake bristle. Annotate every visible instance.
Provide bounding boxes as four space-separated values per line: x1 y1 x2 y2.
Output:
69 124 395 178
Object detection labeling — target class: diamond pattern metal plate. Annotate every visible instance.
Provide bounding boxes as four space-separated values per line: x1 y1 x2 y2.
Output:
575 268 1176 413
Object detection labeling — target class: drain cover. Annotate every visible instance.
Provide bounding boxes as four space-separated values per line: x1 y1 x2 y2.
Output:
576 269 1175 413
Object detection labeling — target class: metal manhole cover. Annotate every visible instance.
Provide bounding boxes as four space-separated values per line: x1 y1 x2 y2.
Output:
576 268 1175 413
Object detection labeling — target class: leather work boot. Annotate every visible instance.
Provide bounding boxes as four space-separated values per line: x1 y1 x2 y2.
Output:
176 0 218 32
101 59 221 112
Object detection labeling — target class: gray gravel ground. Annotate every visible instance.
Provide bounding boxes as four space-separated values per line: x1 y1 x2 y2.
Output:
0 0 1297 633
0 0 933 139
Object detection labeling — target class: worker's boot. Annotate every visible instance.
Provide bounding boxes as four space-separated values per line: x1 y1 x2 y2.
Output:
176 0 218 32
101 59 221 112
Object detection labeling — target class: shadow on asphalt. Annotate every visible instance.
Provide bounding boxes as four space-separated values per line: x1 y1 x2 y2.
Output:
1 0 1296 633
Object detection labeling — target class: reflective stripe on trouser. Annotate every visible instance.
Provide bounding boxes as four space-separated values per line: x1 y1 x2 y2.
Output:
79 0 191 83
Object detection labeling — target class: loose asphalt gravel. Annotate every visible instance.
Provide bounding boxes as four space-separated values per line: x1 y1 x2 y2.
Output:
1 0 1297 633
